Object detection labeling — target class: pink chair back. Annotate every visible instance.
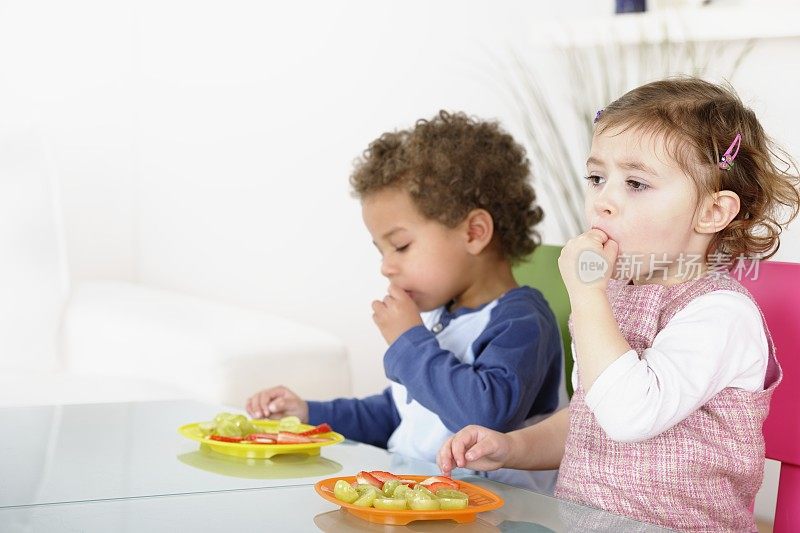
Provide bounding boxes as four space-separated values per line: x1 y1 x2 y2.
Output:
740 260 800 532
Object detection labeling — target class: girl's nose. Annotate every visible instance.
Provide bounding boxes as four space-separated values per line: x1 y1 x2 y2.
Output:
592 188 618 217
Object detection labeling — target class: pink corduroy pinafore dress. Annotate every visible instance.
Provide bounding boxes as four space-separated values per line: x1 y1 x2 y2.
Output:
555 273 781 533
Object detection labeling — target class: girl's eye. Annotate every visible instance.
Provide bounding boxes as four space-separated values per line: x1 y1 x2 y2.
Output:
585 175 604 187
395 244 410 252
626 179 650 191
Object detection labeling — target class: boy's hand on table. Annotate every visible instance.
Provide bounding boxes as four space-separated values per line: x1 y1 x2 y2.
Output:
246 385 309 423
437 425 510 476
371 284 423 345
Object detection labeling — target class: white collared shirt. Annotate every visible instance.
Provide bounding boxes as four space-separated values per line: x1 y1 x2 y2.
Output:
574 290 769 442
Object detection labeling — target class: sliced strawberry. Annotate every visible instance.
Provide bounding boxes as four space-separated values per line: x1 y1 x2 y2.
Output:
243 433 278 441
419 476 458 489
424 482 455 492
244 434 277 444
209 435 244 443
277 431 314 444
356 471 384 489
298 423 333 436
370 470 401 484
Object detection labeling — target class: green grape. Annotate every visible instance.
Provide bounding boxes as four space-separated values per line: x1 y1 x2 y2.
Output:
353 484 384 497
278 416 301 432
382 480 401 497
409 498 440 511
215 419 243 437
213 412 235 425
231 415 249 430
352 489 378 507
373 498 407 510
197 422 215 436
437 497 468 510
209 412 260 437
392 484 411 499
413 485 434 498
405 489 430 502
434 489 469 500
333 480 359 504
240 420 258 436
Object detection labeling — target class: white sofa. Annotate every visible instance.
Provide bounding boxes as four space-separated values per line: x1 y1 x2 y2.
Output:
0 126 351 408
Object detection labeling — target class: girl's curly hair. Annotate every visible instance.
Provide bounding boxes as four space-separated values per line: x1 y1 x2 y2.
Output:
350 111 543 263
597 77 800 260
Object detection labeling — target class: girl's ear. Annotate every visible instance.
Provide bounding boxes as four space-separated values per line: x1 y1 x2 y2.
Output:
695 190 741 234
463 209 495 255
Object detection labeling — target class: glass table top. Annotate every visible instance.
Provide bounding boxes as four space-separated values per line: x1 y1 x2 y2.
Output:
0 476 673 532
1 400 674 532
0 400 439 508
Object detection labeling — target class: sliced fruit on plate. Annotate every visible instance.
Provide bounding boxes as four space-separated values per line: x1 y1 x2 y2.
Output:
419 476 459 489
298 422 333 436
243 433 277 444
277 431 316 444
423 482 457 492
356 471 384 489
370 471 402 484
333 479 359 504
244 433 277 440
208 435 244 443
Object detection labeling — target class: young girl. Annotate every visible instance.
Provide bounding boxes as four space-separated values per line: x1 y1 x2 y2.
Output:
438 77 800 532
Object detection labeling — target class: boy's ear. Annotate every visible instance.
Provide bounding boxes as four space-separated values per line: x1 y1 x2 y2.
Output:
463 209 495 255
695 190 740 234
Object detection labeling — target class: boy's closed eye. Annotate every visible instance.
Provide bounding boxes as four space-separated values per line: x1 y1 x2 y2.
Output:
371 241 411 256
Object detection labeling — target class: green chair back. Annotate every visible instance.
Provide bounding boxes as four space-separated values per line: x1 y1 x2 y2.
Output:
513 244 573 397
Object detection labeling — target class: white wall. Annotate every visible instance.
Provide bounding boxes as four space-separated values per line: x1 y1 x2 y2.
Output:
2 1 798 400
136 2 800 400
115 0 612 399
0 1 140 282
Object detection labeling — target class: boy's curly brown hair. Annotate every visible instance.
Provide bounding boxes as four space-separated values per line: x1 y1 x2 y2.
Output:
350 111 543 263
597 77 800 260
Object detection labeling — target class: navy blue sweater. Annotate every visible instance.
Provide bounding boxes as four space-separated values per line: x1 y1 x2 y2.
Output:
307 286 562 449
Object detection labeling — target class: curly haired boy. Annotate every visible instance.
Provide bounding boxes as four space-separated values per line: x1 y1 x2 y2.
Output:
247 111 566 491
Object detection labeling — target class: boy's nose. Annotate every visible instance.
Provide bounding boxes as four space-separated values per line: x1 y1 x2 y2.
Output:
380 259 398 278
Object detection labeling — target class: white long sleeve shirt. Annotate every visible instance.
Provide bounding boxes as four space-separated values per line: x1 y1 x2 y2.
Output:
572 290 769 443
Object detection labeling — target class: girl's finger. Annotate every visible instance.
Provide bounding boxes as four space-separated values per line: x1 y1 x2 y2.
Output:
603 238 620 262
587 228 609 242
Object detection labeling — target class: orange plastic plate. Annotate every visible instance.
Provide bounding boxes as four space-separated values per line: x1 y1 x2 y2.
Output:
314 475 504 525
178 420 344 459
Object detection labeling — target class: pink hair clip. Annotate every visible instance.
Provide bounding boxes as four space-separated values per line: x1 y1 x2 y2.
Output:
593 109 604 124
719 133 742 171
